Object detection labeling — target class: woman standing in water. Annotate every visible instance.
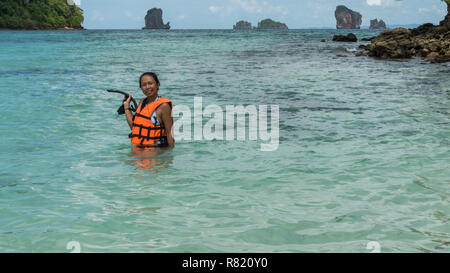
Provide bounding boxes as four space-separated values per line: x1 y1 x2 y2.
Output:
123 72 174 148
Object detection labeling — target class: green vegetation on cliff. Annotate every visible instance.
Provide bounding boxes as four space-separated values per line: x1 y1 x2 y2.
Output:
0 0 84 30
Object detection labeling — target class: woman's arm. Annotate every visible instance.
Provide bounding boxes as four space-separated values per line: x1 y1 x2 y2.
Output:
123 95 134 130
158 103 175 148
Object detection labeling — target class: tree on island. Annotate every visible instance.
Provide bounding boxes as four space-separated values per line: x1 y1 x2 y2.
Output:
0 0 84 30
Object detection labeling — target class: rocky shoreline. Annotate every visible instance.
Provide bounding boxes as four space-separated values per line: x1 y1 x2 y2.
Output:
357 23 450 63
355 2 450 63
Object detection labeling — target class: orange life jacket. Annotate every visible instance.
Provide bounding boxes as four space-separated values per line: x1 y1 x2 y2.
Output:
129 96 172 147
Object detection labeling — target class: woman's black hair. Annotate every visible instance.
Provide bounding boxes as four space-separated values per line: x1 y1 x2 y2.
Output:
139 72 160 87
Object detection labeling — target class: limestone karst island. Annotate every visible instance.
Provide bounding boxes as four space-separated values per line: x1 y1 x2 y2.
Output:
335 5 362 29
142 8 170 29
233 18 288 30
370 19 387 29
233 20 252 30
0 0 84 30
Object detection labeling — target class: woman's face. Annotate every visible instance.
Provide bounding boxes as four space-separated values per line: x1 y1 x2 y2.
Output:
140 75 159 97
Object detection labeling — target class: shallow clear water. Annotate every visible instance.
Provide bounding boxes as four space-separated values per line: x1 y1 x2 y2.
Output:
0 29 449 253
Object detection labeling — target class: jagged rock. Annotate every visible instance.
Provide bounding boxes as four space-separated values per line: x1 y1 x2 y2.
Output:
370 19 387 29
363 23 450 63
143 8 170 29
411 23 435 36
366 28 414 59
355 51 368 57
256 19 288 29
332 33 357 42
335 5 362 29
425 52 440 62
233 20 252 30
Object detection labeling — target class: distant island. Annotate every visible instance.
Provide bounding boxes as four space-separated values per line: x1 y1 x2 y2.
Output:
256 19 288 29
335 5 362 29
0 0 84 30
370 19 387 29
143 8 170 29
233 20 252 30
232 19 287 30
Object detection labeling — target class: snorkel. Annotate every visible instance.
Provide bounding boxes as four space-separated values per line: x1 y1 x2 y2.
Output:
107 89 138 115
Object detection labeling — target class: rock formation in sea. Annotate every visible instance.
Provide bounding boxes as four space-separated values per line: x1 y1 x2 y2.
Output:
332 33 358 42
370 19 387 30
256 19 288 29
143 8 170 29
233 20 252 30
0 0 84 30
335 5 362 29
358 1 450 63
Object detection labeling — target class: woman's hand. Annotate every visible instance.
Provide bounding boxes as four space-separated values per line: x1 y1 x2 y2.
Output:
123 94 134 130
123 94 132 109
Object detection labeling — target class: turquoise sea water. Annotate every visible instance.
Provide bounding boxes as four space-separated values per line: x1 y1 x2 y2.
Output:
0 29 449 253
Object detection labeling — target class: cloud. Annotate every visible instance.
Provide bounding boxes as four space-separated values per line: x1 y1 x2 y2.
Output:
231 0 264 13
418 5 446 17
90 10 105 22
367 0 381 5
209 6 223 14
208 0 287 16
366 0 402 7
124 11 141 22
232 0 288 15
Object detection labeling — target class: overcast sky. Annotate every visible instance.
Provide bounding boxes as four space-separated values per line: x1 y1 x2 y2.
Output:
76 0 448 29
